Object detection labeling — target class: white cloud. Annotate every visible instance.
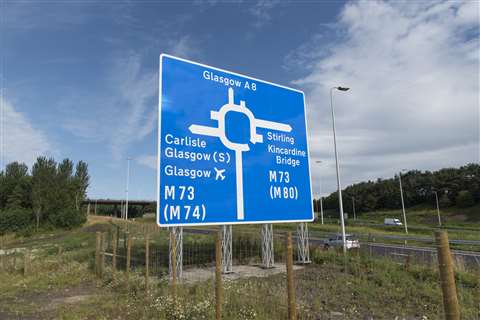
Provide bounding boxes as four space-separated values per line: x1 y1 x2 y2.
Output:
249 0 281 28
0 97 53 168
62 39 200 163
289 0 479 195
108 52 158 160
3 2 92 32
136 154 156 170
168 35 202 59
61 51 158 161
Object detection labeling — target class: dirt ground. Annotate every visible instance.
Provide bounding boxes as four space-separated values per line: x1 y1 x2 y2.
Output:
181 263 304 283
0 282 99 320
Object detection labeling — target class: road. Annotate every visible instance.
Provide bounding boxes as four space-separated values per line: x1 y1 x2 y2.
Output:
182 227 480 271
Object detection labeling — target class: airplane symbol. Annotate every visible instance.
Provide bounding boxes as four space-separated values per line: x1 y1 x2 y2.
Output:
214 167 226 181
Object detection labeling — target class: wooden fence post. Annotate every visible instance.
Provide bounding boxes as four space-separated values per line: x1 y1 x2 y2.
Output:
286 232 296 320
435 230 460 320
215 232 222 320
112 230 117 281
95 232 101 276
405 254 410 271
124 231 127 253
116 225 120 255
99 233 105 279
23 250 30 276
476 272 480 320
13 253 16 271
0 237 4 271
126 232 131 289
145 234 150 296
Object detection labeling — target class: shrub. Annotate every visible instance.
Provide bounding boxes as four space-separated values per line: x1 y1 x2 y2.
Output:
438 194 452 208
48 208 86 229
455 190 475 208
0 208 34 234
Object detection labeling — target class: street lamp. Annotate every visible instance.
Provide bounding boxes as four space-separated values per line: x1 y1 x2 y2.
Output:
433 191 441 227
125 157 132 220
398 169 408 234
330 86 350 253
315 160 324 225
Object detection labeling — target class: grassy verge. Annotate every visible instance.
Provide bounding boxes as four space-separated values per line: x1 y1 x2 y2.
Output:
0 220 479 319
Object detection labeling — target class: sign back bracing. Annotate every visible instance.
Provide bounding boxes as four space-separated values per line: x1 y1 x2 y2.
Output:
157 54 313 226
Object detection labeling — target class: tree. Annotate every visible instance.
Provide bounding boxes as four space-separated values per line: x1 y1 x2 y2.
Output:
456 190 475 208
0 207 33 234
438 193 452 208
73 161 89 210
0 158 89 233
54 159 75 213
323 163 480 213
0 162 29 209
362 194 378 212
6 181 31 209
31 157 57 230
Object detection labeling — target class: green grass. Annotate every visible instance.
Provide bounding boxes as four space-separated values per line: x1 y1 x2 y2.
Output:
0 220 479 319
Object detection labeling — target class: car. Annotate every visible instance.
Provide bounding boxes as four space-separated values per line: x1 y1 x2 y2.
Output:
323 233 360 250
384 218 403 226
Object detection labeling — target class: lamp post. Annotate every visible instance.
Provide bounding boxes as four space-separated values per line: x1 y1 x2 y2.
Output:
330 86 349 253
315 160 324 225
125 157 131 220
433 191 441 227
398 170 408 234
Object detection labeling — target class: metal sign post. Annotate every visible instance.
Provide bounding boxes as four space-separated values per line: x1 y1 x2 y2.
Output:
261 224 274 268
296 222 311 264
169 227 183 279
221 225 233 273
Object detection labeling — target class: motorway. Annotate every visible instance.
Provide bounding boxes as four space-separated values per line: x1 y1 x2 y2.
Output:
182 226 480 247
351 220 480 233
181 227 480 271
307 235 480 271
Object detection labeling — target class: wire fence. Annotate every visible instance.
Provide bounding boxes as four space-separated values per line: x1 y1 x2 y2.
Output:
97 220 480 274
89 221 478 318
1 220 479 319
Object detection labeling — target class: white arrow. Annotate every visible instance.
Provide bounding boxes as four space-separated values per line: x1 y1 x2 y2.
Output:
188 88 293 221
254 119 292 132
189 125 221 137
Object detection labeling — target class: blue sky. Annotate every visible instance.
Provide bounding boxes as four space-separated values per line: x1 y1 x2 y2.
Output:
1 0 479 200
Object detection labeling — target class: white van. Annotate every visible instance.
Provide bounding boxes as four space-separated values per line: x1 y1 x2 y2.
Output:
384 218 403 226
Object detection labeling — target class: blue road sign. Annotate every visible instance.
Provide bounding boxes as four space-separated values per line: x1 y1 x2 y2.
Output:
157 54 313 226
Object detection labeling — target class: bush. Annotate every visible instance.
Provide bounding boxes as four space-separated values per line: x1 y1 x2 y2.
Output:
48 208 86 229
0 208 34 234
438 194 452 208
455 190 475 208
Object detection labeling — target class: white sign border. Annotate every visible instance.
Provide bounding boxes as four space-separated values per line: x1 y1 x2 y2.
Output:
156 53 314 227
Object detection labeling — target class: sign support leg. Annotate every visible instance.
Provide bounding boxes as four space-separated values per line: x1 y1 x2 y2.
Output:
296 223 311 264
221 225 233 274
235 150 244 220
169 227 183 279
261 224 275 268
